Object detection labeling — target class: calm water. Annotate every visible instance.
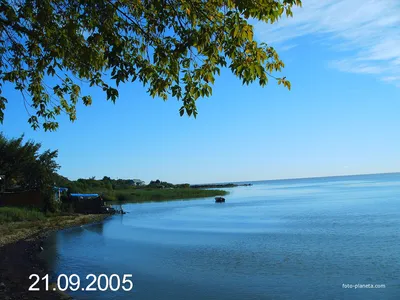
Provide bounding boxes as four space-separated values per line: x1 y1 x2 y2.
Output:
41 173 400 299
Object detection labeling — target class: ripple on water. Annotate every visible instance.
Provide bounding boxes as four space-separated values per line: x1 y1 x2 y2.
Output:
41 175 400 300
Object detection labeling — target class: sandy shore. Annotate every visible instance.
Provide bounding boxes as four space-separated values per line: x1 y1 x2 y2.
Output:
0 214 109 300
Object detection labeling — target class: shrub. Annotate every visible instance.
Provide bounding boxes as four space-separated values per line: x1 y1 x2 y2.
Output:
102 192 117 202
116 193 129 201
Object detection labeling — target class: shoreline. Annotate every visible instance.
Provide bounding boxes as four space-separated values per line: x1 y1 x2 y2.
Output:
0 214 109 300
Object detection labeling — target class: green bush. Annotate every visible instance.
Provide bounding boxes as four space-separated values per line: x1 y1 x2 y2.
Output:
42 189 60 213
116 193 129 201
0 207 46 224
102 192 117 202
60 202 75 214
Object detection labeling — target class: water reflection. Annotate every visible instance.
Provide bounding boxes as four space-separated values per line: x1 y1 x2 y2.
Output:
82 222 105 235
40 221 106 282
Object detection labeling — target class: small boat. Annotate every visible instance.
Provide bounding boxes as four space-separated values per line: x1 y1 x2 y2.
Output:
215 197 225 203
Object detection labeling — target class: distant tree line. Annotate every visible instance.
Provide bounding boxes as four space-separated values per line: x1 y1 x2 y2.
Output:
146 180 188 189
55 176 191 194
55 176 144 194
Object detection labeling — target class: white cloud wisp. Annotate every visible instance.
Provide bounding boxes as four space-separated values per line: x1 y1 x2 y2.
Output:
255 0 400 86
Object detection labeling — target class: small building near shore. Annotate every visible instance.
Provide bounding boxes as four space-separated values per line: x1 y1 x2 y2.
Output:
53 187 68 202
65 193 104 214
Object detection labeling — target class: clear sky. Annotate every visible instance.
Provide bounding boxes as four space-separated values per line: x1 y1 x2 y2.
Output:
2 0 400 184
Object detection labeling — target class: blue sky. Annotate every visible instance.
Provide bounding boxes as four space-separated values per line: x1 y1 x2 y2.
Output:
2 0 400 184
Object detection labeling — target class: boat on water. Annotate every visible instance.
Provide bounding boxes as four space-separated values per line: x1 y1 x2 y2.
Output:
215 197 225 203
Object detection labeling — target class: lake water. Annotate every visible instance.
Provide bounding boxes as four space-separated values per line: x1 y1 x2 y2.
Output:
41 173 400 299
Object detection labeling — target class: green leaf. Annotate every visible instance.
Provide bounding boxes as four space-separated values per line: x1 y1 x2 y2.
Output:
0 0 301 130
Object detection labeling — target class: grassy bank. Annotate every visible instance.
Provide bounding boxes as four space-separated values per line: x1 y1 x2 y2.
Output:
0 206 46 223
55 176 230 203
0 207 108 247
110 188 228 202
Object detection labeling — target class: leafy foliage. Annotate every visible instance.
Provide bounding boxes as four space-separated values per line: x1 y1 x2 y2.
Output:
0 133 60 211
54 176 141 193
148 179 174 188
0 133 59 191
0 0 301 130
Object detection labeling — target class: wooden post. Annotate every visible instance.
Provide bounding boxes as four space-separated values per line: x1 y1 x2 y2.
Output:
0 175 4 192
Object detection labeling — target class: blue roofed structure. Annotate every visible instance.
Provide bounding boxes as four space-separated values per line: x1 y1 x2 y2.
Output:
70 193 99 198
66 193 103 213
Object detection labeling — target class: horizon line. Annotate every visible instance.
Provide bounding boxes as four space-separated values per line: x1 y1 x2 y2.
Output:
201 171 400 186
